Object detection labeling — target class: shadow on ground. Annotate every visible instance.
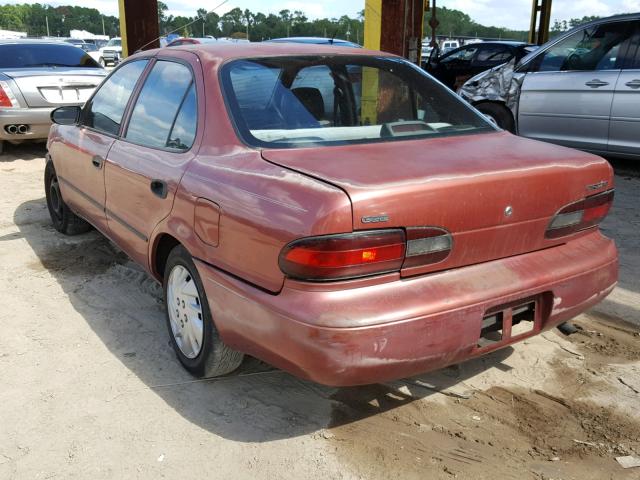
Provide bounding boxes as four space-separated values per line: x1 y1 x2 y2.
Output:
0 142 47 162
15 196 515 443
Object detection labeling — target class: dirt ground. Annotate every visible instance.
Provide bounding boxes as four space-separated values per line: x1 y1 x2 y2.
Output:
1 142 639 480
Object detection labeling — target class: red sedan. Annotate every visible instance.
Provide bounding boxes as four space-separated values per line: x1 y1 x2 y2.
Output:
45 43 617 386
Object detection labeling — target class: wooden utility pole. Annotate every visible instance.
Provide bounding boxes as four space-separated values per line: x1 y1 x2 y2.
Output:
529 0 552 45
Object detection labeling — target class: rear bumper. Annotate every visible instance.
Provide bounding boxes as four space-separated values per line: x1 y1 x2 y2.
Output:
0 107 53 141
195 230 618 386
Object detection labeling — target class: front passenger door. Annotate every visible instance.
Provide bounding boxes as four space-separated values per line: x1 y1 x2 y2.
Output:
50 60 148 233
518 20 635 152
104 56 200 268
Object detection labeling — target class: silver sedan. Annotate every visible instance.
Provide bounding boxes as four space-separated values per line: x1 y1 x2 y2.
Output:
0 40 107 154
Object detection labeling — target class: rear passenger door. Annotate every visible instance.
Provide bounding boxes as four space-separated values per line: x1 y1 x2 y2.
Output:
609 21 640 157
104 54 201 268
518 20 635 152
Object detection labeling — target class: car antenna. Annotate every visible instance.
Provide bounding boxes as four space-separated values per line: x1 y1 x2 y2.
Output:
328 27 339 45
135 0 230 52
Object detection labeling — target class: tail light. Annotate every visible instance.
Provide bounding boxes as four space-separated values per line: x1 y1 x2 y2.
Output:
279 227 453 281
0 81 18 108
546 189 614 239
403 227 453 268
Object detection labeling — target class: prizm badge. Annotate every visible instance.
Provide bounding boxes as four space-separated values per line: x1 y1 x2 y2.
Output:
586 180 608 191
361 215 389 224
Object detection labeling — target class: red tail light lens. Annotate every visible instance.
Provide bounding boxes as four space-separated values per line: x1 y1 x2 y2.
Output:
546 190 614 239
280 227 454 281
0 81 17 108
279 230 406 281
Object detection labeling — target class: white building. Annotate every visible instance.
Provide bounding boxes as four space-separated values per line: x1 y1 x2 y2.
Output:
0 29 27 40
70 29 109 41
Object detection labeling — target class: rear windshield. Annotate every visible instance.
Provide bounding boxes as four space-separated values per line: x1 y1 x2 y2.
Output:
0 44 100 69
221 55 493 148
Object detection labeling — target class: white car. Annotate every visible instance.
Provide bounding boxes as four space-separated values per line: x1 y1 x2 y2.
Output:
99 38 122 67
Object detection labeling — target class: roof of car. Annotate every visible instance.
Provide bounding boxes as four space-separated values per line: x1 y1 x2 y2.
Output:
146 42 387 62
458 40 531 47
580 12 640 27
266 37 362 47
0 39 78 46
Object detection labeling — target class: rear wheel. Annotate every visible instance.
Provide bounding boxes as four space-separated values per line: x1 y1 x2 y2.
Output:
163 245 244 378
44 161 92 235
475 102 515 133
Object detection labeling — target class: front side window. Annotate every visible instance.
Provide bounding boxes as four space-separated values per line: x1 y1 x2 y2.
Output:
125 60 196 150
475 45 513 64
529 21 634 72
83 60 148 136
221 55 493 149
441 46 478 64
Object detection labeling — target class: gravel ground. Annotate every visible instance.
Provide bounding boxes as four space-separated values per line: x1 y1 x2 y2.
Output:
0 143 638 480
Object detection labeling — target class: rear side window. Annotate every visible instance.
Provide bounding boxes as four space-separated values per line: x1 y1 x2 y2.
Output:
0 43 100 69
125 60 196 151
83 60 148 136
626 24 640 69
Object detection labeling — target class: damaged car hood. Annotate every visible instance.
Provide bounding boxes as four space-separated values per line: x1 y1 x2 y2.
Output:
458 58 526 114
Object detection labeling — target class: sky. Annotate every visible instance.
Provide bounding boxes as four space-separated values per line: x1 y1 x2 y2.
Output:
3 0 640 30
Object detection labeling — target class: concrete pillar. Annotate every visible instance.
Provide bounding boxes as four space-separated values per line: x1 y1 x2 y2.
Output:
118 0 160 58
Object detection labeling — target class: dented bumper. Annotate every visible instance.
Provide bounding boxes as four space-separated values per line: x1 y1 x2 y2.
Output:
195 230 617 386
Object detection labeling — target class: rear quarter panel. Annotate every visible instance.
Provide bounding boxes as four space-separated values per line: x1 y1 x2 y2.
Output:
149 56 353 292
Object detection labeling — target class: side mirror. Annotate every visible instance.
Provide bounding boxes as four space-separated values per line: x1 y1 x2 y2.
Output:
51 106 81 125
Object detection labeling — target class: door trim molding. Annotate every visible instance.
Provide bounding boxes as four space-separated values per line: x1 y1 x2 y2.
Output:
106 208 149 242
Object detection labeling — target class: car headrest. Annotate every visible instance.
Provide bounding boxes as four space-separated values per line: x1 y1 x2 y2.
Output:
291 87 325 120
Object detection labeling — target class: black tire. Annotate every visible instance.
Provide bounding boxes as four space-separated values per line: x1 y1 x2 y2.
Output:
163 245 244 378
0 140 4 156
44 161 92 235
475 102 515 133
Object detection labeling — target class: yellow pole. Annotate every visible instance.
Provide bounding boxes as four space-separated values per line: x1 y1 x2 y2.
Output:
364 0 382 51
362 0 383 125
118 0 129 58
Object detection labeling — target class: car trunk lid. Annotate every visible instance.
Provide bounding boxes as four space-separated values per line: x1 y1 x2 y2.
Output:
261 131 614 278
3 68 105 107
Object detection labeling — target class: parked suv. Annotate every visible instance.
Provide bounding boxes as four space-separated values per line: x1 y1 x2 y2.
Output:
460 14 640 159
99 37 122 67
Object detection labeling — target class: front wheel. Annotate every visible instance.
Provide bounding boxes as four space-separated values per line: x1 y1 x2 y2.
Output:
475 102 515 133
163 245 244 378
44 161 92 235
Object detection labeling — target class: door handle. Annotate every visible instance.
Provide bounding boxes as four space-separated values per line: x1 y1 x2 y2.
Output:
91 155 104 169
150 179 168 199
585 79 609 88
625 79 640 89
